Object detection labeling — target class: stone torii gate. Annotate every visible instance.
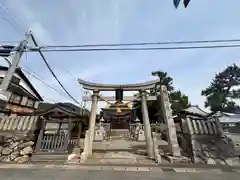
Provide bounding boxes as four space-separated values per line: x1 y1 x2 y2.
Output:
78 78 181 160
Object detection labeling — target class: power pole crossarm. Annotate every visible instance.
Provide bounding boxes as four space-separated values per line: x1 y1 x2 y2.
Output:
0 31 31 91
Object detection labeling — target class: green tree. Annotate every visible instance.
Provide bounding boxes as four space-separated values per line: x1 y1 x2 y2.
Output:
152 71 174 91
133 71 190 123
170 90 190 115
201 64 240 113
151 71 190 115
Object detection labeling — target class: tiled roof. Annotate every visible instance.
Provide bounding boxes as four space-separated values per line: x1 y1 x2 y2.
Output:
231 114 240 119
218 116 239 123
0 114 39 132
183 105 209 116
37 102 90 116
212 111 240 123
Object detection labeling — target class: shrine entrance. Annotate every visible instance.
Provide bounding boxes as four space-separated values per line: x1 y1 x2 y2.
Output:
101 102 135 130
78 78 181 164
110 116 129 129
79 79 158 161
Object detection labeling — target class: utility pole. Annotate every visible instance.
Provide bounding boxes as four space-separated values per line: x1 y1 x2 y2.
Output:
0 30 32 101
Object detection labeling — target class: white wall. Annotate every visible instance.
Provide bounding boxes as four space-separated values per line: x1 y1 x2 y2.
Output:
0 70 39 100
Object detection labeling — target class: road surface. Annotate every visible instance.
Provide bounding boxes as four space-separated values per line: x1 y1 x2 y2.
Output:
0 164 240 180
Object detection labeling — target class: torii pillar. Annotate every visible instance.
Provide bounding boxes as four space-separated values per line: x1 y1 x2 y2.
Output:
87 91 99 156
140 90 154 159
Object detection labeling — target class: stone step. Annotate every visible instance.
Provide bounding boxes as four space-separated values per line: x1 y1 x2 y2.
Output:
110 129 130 137
84 158 158 165
93 149 142 153
31 152 68 163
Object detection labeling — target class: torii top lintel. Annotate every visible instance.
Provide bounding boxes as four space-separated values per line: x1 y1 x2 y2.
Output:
78 78 159 91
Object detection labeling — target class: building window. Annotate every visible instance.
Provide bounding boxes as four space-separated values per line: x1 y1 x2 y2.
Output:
26 99 34 107
9 94 22 104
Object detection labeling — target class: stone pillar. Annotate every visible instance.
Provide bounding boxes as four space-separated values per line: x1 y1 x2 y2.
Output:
140 90 154 159
214 117 224 137
81 130 89 162
152 132 162 164
77 122 83 147
87 91 99 156
159 85 181 156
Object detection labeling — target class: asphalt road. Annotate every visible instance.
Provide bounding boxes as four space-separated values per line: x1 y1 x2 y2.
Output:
1 168 240 180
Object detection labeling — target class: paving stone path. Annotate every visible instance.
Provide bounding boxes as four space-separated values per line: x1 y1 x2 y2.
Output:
85 138 162 165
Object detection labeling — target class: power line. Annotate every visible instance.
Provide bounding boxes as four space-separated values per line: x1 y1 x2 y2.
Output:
28 44 240 52
1 0 240 52
3 37 240 52
3 50 73 103
29 33 80 105
0 40 19 43
23 67 84 104
0 2 25 30
42 38 240 49
0 9 21 34
41 95 58 103
21 67 72 101
1 39 240 52
0 5 81 105
19 52 77 103
62 66 78 82
0 3 24 34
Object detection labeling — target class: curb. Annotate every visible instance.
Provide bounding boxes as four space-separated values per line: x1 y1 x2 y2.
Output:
0 163 238 173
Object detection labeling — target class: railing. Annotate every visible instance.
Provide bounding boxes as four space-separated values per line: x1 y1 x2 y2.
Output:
184 117 222 136
0 115 39 132
39 133 67 152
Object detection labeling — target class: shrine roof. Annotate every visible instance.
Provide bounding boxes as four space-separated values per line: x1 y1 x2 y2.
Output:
180 105 209 117
35 102 90 118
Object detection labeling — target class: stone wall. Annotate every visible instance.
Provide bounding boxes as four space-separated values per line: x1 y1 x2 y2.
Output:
181 116 240 165
0 134 35 163
191 135 239 165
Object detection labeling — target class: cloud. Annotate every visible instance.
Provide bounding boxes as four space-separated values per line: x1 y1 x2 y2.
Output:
6 0 55 44
1 0 240 113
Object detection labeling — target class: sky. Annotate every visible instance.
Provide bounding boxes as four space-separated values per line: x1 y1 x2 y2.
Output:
0 0 239 112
